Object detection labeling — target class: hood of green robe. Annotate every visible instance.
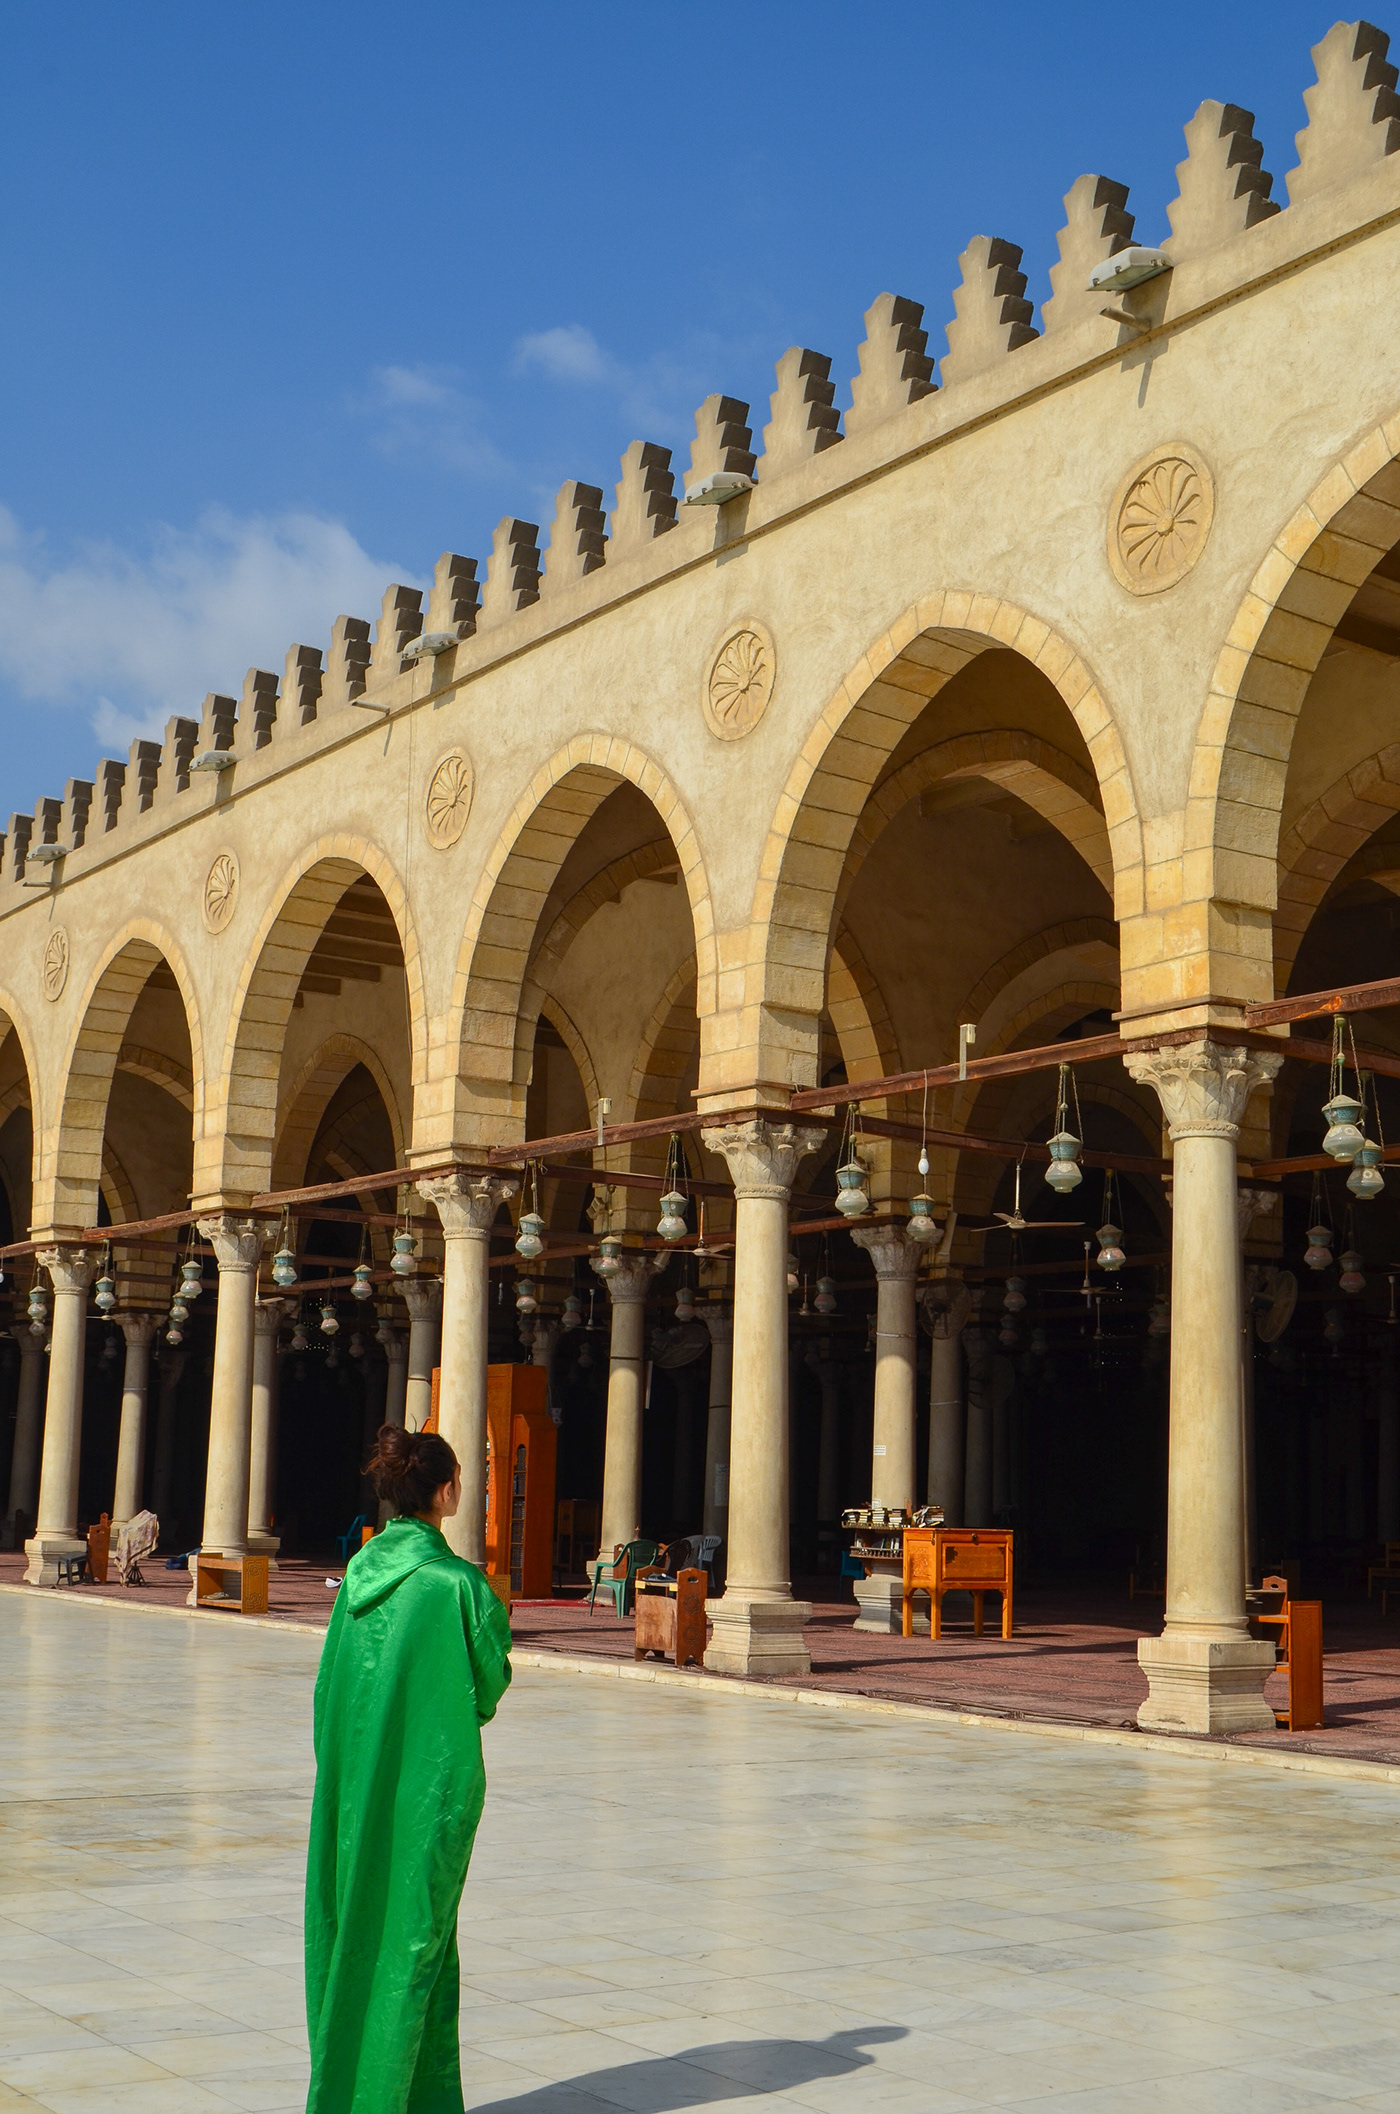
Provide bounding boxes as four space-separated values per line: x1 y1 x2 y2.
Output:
343 1516 454 1615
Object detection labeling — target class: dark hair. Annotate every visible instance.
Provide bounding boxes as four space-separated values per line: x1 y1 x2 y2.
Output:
364 1426 459 1515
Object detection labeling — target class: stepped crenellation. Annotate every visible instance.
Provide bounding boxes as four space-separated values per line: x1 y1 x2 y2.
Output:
941 236 1038 389
3 14 1399 893
1042 175 1135 334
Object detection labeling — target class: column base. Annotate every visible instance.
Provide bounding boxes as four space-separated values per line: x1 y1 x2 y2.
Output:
705 1594 812 1677
246 1531 280 1572
852 1562 927 1634
1137 1630 1277 1735
23 1534 85 1586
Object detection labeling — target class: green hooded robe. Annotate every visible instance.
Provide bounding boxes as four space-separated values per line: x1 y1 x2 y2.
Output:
305 1515 512 2114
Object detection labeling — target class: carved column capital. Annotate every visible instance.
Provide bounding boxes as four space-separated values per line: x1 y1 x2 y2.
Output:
701 1118 825 1201
253 1298 288 1339
196 1215 268 1273
1236 1187 1278 1245
701 1304 733 1348
400 1276 443 1323
382 1329 408 1369
592 1254 661 1305
419 1170 517 1237
117 1313 161 1348
36 1244 102 1295
851 1222 923 1279
1124 1040 1283 1142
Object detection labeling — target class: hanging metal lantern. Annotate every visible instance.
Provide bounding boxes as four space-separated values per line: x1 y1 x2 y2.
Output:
1322 1091 1365 1163
26 1285 48 1326
998 1316 1020 1349
1148 1298 1170 1338
169 1299 190 1327
1324 1306 1346 1345
1096 1222 1126 1271
1347 1140 1385 1200
657 1190 688 1242
814 1275 838 1316
1003 1276 1027 1314
1044 1135 1084 1194
515 1277 539 1313
1030 1326 1049 1357
320 1302 340 1336
1339 1249 1366 1296
100 1331 120 1367
907 1195 938 1242
272 1243 298 1288
374 1317 395 1346
1303 1223 1333 1271
349 1331 366 1361
515 1210 545 1262
834 1153 870 1218
180 1257 203 1293
561 1292 583 1331
165 1323 183 1345
94 1272 117 1314
786 1251 800 1294
290 1321 309 1352
350 1262 375 1301
390 1229 418 1278
594 1233 622 1280
675 1283 696 1323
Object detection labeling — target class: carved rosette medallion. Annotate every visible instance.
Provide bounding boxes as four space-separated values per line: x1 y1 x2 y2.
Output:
424 748 474 848
703 622 776 740
202 851 239 934
41 926 68 1001
1108 445 1214 595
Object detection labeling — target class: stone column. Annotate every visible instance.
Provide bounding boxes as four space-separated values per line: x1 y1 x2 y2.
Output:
382 1330 408 1429
810 1341 841 1524
194 1217 267 1572
590 1254 657 1564
963 1315 994 1528
151 1347 185 1529
531 1317 560 1423
850 1223 923 1631
24 1246 101 1585
111 1314 160 1532
1124 1039 1283 1734
247 1299 286 1560
701 1118 823 1676
400 1276 443 1435
4 1328 47 1548
701 1305 733 1539
359 1342 388 1519
923 1284 968 1524
420 1173 516 1566
1236 1193 1275 1591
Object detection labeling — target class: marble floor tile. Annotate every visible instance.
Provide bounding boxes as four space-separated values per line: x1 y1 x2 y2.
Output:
5 1593 1400 2114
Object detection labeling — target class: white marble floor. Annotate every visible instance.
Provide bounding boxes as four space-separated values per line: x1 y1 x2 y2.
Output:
2 1599 1400 2114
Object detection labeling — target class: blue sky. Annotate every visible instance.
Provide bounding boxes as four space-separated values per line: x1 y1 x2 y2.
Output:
0 2 1365 817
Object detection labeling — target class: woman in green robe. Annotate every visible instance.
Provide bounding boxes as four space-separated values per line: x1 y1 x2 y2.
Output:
305 1424 512 2114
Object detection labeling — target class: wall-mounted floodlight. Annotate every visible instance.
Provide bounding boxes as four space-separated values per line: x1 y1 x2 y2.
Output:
402 631 460 661
191 749 236 774
683 471 755 507
23 843 64 886
1087 247 1172 296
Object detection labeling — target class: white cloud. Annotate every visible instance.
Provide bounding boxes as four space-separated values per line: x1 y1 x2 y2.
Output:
513 325 619 387
0 503 409 754
360 363 511 478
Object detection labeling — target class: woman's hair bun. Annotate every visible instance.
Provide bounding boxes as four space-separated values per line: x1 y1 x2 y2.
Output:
363 1426 458 1515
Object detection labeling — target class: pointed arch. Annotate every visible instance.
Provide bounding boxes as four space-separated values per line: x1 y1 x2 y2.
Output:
734 594 1138 1093
438 736 715 1150
37 921 204 1235
1191 413 1400 1003
200 836 424 1205
272 1032 407 1192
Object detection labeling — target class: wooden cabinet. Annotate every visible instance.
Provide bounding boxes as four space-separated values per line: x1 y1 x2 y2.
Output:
634 1569 707 1668
903 1528 1013 1639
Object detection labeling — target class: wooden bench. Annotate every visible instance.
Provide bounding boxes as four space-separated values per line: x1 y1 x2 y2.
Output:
903 1528 1013 1640
194 1551 269 1615
1252 1575 1323 1731
634 1567 707 1668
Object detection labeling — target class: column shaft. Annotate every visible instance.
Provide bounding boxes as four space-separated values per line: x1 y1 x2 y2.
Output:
401 1279 443 1435
112 1317 158 1530
247 1300 285 1557
701 1308 733 1540
927 1330 965 1523
4 1332 47 1546
420 1174 515 1568
151 1350 185 1529
594 1265 652 1561
196 1217 265 1561
25 1247 100 1585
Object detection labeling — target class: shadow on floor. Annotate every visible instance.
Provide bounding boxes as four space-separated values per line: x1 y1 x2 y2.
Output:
470 2025 908 2111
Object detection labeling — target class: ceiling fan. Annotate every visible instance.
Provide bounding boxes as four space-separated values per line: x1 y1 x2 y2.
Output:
971 1155 1083 1236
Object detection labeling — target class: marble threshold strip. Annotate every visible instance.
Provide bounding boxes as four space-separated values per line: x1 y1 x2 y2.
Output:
2 1578 1394 1790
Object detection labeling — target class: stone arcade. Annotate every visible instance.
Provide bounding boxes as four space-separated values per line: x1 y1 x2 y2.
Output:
4 19 1400 1735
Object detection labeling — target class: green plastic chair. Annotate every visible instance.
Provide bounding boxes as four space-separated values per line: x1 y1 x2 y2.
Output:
588 1539 663 1618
